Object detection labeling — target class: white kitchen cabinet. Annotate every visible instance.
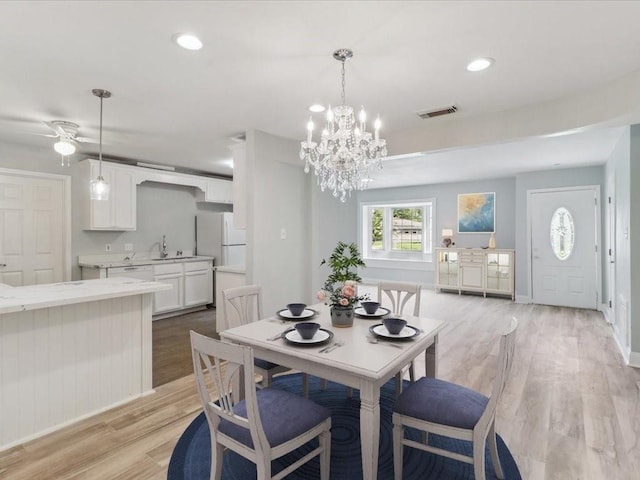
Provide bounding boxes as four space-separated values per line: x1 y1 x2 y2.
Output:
153 263 184 314
202 178 233 204
81 159 136 230
184 261 213 307
435 248 515 300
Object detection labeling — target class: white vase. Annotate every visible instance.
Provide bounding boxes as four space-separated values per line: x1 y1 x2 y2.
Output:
489 233 496 249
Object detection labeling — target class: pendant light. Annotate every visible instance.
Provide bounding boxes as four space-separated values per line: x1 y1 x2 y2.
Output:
89 88 111 201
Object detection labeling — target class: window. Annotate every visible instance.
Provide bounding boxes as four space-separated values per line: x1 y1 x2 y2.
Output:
550 207 575 260
361 200 434 263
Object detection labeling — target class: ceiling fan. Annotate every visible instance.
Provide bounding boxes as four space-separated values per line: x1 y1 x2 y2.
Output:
42 120 98 157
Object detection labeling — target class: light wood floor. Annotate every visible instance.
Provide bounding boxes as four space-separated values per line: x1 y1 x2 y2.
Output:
1 289 639 479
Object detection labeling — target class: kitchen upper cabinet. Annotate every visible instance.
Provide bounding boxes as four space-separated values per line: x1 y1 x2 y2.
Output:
201 178 233 204
80 160 136 230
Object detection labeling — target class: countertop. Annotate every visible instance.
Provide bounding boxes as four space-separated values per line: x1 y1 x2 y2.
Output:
78 254 214 269
214 265 246 274
0 277 171 315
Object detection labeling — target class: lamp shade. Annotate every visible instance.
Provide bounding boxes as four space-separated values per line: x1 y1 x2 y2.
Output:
90 176 110 201
54 138 77 156
442 228 454 237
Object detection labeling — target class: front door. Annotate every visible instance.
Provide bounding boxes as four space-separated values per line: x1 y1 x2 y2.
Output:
0 169 69 285
530 187 599 309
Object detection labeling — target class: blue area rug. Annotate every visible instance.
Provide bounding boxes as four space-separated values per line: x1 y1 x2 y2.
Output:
168 374 521 479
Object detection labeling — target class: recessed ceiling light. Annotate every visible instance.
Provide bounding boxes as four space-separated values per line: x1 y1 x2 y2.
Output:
466 57 494 72
309 104 326 113
174 34 203 51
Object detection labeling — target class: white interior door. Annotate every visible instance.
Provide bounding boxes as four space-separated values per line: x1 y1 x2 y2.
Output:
0 169 69 285
530 187 599 309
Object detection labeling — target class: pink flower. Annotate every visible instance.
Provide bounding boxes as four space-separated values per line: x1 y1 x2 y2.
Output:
342 285 355 298
344 280 356 287
316 290 327 301
339 297 349 306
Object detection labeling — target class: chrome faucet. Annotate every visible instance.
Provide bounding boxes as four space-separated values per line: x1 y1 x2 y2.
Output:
161 235 168 258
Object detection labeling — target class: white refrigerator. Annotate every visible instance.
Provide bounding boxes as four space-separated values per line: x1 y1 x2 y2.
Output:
195 212 246 266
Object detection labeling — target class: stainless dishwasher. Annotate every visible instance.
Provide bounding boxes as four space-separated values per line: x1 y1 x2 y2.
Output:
107 265 153 281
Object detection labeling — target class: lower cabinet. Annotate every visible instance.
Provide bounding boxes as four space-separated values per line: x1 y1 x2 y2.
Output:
153 264 184 314
153 260 213 315
184 261 214 307
435 248 515 299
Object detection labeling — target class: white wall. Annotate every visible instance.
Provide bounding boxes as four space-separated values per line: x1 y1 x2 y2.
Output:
245 130 311 314
604 127 631 360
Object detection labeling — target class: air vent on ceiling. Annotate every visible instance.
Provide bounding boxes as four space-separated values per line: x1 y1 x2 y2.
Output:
417 105 458 119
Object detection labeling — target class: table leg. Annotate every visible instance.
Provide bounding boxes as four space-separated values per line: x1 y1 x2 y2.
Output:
359 382 381 480
425 334 438 378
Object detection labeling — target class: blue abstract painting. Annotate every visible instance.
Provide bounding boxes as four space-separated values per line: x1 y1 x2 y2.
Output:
458 192 495 233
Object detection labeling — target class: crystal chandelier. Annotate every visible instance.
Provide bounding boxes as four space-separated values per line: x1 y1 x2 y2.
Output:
300 49 387 202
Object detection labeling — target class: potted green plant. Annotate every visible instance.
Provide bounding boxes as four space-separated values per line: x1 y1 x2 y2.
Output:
317 241 369 327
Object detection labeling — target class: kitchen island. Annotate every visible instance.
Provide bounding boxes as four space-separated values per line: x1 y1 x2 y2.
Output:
0 277 170 450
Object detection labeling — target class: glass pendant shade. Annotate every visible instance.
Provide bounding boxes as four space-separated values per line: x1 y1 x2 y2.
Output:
54 138 76 156
91 89 111 201
90 176 110 201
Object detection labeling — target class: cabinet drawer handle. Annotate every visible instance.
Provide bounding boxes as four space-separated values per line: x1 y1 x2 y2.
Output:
0 263 6 267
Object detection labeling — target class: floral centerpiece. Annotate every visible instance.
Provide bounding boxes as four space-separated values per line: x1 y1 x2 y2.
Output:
317 241 369 327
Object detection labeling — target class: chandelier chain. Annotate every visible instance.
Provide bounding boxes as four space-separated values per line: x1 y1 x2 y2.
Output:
341 60 346 106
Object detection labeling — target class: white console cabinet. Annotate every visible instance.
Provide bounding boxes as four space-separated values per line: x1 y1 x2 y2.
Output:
435 248 514 300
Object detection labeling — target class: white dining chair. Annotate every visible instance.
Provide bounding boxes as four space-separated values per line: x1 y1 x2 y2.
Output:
378 280 422 392
223 285 308 396
190 331 332 480
392 318 518 480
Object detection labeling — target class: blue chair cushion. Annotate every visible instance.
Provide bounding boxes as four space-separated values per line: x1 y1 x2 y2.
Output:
393 376 488 429
218 388 330 448
254 358 279 370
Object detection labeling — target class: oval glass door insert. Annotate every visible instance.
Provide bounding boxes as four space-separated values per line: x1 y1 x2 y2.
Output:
550 207 575 260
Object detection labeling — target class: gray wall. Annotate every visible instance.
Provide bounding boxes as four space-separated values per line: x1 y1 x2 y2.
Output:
246 130 311 314
357 177 516 286
629 125 640 354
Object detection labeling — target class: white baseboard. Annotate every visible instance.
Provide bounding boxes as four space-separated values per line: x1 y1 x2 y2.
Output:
629 352 640 368
515 295 531 304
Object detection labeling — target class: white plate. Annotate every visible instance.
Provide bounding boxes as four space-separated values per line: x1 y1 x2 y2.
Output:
354 306 391 318
369 324 419 340
282 328 334 346
277 308 317 320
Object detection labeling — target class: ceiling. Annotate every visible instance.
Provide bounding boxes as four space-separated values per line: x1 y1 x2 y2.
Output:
1 1 639 188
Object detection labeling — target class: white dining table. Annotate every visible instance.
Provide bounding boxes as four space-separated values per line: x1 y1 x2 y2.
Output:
220 303 446 480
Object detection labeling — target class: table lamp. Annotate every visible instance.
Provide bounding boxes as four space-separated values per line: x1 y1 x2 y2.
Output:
442 228 454 247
